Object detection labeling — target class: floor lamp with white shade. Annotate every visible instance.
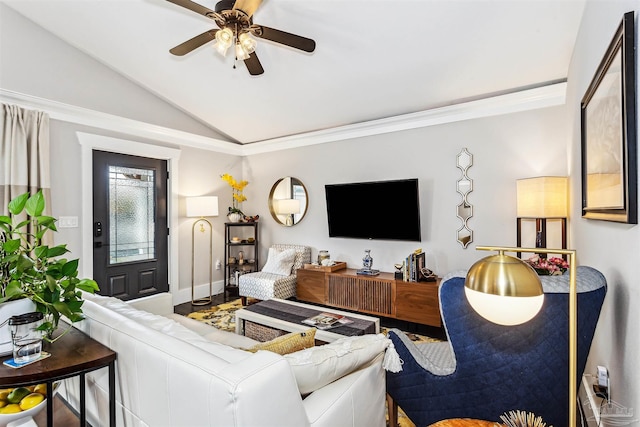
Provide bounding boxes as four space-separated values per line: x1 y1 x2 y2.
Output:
186 196 219 305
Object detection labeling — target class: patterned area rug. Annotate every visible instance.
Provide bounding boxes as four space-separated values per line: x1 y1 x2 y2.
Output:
187 298 243 332
187 299 442 427
187 298 439 344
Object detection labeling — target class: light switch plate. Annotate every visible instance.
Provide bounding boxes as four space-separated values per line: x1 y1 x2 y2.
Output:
58 216 79 228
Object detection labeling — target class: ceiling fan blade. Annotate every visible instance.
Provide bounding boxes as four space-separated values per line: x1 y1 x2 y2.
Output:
254 26 316 53
166 0 220 21
244 52 264 75
170 30 218 56
232 0 263 18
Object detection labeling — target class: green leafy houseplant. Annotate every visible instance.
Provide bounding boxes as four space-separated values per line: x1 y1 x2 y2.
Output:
0 191 99 341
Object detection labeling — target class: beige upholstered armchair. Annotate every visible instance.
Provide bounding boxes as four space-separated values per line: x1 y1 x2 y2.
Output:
239 244 311 305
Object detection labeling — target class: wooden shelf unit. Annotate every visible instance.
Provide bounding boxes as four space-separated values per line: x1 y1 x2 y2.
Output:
223 222 259 301
296 268 441 327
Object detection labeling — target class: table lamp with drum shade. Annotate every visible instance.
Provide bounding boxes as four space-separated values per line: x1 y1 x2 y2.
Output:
516 177 568 257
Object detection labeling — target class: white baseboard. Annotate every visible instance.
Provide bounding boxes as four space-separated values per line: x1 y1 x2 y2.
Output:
173 281 225 306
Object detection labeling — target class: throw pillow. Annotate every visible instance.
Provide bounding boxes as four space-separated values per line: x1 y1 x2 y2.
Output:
261 247 297 276
284 333 389 394
247 328 316 355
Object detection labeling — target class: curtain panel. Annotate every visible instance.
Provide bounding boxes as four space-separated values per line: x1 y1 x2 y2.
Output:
0 104 51 215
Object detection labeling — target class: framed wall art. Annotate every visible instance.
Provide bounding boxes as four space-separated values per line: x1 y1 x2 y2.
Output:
581 11 637 224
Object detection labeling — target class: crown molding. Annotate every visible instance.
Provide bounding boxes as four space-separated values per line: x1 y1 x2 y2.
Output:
0 88 242 155
1 82 566 157
241 82 567 155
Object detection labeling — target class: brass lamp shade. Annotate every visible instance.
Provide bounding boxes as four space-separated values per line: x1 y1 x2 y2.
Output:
465 252 544 326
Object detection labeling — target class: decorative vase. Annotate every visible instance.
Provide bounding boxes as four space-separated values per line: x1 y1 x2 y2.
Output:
0 298 37 356
318 250 330 265
362 249 373 271
227 212 243 223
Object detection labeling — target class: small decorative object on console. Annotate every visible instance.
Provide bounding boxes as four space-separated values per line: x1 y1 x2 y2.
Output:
357 249 379 275
419 268 437 282
362 249 373 270
394 263 404 280
318 250 330 265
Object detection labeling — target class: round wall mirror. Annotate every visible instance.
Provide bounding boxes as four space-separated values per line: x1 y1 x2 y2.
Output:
268 177 308 227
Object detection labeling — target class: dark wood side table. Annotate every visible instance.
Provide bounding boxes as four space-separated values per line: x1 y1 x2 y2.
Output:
0 325 117 427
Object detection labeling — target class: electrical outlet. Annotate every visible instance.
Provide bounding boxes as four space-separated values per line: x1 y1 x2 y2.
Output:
597 365 608 387
215 259 221 270
595 365 610 404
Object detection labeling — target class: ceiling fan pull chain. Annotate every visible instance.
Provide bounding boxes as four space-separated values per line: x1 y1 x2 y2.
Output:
233 22 239 69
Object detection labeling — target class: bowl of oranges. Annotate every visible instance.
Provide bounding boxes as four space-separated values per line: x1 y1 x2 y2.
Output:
0 383 58 427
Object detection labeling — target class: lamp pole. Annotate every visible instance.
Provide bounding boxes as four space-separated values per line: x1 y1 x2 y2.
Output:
475 246 578 427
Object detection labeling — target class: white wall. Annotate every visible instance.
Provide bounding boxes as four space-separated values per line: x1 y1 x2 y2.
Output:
0 4 243 299
177 147 243 297
244 106 569 274
0 4 226 139
567 0 640 417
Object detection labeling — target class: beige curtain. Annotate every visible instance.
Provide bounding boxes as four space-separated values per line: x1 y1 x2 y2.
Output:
0 104 51 215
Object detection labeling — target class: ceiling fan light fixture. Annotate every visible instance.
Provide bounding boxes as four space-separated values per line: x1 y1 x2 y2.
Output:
235 42 250 60
214 27 233 56
238 32 257 54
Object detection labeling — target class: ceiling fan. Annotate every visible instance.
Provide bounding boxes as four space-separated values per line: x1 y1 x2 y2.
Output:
167 0 316 75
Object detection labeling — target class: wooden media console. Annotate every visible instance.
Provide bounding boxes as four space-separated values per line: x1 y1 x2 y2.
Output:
296 267 441 327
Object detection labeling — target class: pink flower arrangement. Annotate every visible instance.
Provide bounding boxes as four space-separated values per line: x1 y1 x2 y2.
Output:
525 255 569 276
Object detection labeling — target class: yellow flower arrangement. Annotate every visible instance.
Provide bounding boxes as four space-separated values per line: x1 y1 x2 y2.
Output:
221 173 248 215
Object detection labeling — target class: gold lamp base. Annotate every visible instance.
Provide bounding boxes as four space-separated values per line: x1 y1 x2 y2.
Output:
191 217 213 306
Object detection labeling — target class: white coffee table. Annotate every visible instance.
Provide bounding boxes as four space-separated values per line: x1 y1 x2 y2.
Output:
235 298 380 343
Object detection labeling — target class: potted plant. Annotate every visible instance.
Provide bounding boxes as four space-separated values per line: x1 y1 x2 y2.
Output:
0 191 99 342
221 173 248 222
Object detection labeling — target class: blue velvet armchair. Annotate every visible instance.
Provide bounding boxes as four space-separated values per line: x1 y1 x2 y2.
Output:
386 266 607 426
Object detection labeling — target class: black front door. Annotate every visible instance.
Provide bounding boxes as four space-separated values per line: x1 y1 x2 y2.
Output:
92 150 169 300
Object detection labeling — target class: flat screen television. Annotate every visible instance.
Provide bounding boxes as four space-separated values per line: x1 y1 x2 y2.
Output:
325 178 421 242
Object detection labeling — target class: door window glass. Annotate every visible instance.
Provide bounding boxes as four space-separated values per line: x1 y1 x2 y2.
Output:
108 166 156 264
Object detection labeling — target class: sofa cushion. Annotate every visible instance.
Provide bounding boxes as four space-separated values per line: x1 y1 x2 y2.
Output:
261 247 297 276
247 328 316 354
284 333 389 394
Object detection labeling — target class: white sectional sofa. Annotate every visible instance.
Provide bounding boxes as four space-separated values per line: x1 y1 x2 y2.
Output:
60 292 392 427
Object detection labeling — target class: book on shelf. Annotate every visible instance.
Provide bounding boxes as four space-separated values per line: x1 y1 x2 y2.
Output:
403 248 426 282
302 312 353 330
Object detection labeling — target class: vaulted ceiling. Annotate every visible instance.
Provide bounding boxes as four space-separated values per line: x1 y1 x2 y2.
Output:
3 0 585 146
